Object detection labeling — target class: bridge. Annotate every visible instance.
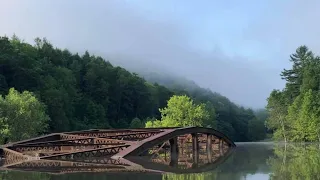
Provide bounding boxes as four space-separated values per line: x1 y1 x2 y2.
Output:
0 127 235 174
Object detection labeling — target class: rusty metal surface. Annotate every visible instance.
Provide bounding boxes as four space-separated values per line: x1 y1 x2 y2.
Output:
0 127 235 174
113 127 235 158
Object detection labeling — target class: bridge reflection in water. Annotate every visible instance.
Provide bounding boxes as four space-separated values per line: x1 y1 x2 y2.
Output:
0 127 235 174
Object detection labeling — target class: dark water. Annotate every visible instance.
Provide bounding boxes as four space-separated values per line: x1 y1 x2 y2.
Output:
1 142 320 180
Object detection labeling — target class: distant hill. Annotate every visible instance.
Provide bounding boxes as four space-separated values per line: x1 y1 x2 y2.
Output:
0 35 267 142
108 57 267 142
107 54 225 97
139 71 200 91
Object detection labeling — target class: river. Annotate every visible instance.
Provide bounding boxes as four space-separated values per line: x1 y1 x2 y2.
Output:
1 142 319 180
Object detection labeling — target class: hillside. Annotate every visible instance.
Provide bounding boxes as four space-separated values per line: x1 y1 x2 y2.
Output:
111 59 267 141
0 35 266 142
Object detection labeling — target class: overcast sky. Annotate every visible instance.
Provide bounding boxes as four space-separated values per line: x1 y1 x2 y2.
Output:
1 0 320 108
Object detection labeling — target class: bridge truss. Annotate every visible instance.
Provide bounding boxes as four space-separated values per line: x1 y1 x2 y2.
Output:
0 127 235 174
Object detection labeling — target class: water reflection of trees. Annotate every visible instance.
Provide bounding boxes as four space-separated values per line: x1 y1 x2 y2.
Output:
0 171 162 180
268 144 320 180
0 171 50 180
162 143 274 180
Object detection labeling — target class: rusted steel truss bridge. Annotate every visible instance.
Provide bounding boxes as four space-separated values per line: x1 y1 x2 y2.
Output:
0 127 236 174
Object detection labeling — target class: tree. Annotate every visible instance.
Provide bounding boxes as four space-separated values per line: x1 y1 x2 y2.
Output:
145 95 210 127
145 119 162 128
248 118 266 141
0 88 49 143
300 57 320 93
266 90 289 142
0 114 9 144
130 117 143 128
0 74 8 95
254 109 269 122
203 101 217 128
266 45 320 142
287 90 320 142
280 46 314 102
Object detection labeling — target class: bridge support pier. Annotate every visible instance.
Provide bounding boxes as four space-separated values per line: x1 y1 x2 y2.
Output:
192 133 199 166
180 138 184 155
206 134 212 163
169 137 179 167
219 138 224 155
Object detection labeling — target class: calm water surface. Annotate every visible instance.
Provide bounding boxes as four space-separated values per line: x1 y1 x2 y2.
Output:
1 143 319 180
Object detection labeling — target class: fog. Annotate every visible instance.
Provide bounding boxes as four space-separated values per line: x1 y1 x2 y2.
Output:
1 0 320 108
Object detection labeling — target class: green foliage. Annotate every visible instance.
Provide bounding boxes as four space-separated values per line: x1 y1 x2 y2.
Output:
0 36 171 133
130 117 143 128
145 119 162 128
0 35 267 142
267 45 320 142
266 90 290 142
0 88 49 143
287 90 320 142
0 115 9 144
145 95 210 127
203 101 217 128
280 45 314 102
247 118 266 141
0 170 50 180
160 95 210 127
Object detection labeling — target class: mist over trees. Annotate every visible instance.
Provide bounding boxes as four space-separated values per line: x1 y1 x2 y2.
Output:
0 35 267 142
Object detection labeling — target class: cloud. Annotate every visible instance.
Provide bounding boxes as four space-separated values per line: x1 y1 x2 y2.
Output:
0 0 302 108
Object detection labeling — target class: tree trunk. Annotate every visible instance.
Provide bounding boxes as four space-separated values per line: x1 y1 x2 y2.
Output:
280 119 287 143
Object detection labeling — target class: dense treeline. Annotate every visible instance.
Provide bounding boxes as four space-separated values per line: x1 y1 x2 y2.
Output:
266 45 320 142
0 35 173 133
0 35 266 142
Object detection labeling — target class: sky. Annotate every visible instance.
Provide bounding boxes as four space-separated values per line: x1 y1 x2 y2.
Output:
1 0 320 108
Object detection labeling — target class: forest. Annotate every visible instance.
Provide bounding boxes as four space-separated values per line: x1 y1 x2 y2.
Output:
0 35 267 143
266 45 320 142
